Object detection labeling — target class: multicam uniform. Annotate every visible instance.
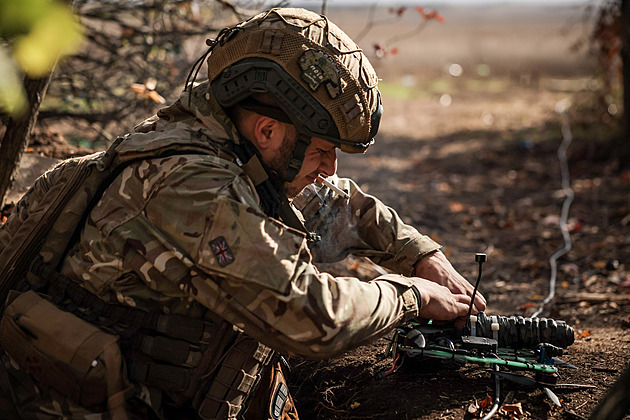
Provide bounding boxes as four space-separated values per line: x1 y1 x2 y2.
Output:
0 82 441 419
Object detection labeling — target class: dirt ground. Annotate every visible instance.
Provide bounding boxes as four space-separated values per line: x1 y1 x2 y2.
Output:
279 6 629 420
5 3 630 420
287 80 630 419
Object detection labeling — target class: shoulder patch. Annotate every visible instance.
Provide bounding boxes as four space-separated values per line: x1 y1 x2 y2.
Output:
209 236 234 267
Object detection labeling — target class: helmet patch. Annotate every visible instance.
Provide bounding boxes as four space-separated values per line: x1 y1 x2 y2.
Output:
299 49 342 99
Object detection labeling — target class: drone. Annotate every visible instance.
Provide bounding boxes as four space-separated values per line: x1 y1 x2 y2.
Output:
382 253 594 419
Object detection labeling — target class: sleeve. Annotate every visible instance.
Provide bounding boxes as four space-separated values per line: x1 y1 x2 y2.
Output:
132 161 422 358
292 176 441 276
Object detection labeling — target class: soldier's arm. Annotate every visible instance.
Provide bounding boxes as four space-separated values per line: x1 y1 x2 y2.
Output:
135 163 461 358
294 177 486 310
293 176 441 276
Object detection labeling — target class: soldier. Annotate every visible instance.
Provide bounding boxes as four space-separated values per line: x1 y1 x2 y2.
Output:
0 7 486 420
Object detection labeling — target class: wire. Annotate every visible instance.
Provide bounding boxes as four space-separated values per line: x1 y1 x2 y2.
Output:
467 258 484 320
532 110 574 318
481 366 501 420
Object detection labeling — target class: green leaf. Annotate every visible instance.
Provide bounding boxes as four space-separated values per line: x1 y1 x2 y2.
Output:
0 0 50 38
0 45 27 116
14 4 83 77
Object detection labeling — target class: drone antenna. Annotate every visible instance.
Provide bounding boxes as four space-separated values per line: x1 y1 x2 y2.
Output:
467 253 487 321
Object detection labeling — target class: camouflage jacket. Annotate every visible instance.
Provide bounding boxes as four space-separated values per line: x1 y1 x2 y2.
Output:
60 82 441 359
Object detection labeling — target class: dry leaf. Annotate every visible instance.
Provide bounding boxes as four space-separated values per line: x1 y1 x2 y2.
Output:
350 401 360 409
518 302 536 310
578 330 591 338
147 90 166 104
467 398 480 415
479 394 492 409
130 83 146 94
502 402 524 415
449 202 464 212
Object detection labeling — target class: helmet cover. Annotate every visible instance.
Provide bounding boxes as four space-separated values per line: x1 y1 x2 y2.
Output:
208 8 382 153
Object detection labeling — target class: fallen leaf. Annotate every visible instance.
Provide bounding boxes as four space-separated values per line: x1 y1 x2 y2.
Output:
130 83 146 94
578 330 591 338
502 402 524 415
25 147 34 153
467 399 479 415
479 394 492 409
350 401 360 409
449 201 464 212
518 302 536 310
569 221 583 232
147 90 166 104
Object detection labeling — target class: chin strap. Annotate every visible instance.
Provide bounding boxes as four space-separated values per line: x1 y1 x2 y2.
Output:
236 96 312 184
284 133 311 183
228 139 320 242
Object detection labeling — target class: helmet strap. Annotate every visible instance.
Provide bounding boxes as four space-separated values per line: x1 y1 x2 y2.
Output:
284 132 311 182
228 137 320 242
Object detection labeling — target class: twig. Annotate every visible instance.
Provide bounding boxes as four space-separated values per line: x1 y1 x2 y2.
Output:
557 293 630 304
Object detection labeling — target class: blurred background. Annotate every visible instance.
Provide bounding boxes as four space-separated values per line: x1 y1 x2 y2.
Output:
0 0 622 150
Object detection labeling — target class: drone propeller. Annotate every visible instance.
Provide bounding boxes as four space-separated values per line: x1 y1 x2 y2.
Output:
493 371 537 387
543 387 561 406
406 328 426 349
552 358 578 369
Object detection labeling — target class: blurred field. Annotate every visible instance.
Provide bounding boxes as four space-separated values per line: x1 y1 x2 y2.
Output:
324 3 593 80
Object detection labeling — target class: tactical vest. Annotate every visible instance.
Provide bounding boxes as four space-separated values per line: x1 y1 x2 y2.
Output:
0 131 274 419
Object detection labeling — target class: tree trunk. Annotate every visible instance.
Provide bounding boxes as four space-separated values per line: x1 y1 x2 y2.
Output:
0 74 54 208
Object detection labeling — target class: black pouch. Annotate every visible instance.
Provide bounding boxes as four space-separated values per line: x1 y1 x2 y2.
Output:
0 290 128 408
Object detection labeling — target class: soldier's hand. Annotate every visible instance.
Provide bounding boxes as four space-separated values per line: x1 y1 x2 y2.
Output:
411 277 472 322
414 250 487 312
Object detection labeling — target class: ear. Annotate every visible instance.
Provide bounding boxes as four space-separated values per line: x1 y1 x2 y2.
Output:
252 115 285 150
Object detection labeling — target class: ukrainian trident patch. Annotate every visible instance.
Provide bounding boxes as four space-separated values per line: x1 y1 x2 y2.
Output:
209 236 234 267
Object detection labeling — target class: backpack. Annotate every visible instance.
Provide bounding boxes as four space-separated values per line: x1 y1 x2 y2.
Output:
0 132 220 314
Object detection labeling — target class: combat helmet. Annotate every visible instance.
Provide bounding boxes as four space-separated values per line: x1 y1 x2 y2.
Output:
206 8 382 174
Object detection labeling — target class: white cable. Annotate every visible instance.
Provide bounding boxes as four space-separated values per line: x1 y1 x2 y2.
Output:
481 365 501 420
532 110 574 318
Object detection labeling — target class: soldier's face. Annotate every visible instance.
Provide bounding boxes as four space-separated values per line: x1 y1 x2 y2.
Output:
284 137 337 197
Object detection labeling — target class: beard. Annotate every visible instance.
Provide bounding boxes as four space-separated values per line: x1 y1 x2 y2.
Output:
263 125 312 198
265 124 299 183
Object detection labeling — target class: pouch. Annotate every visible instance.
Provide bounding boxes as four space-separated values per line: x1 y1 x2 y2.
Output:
0 290 126 408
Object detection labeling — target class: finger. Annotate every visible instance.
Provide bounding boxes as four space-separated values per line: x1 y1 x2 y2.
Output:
455 294 471 305
453 316 468 329
474 294 487 311
453 302 471 317
474 300 486 312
